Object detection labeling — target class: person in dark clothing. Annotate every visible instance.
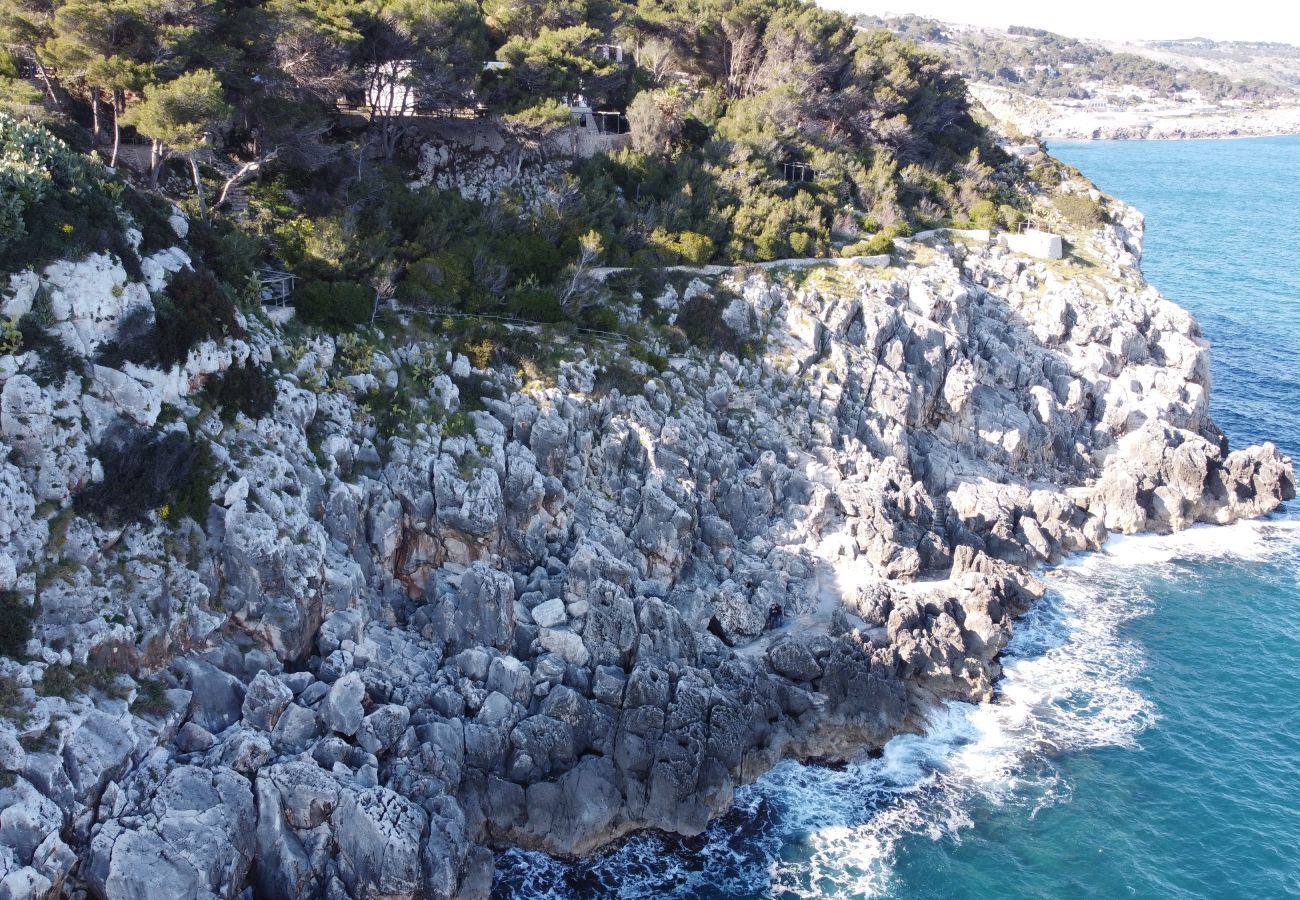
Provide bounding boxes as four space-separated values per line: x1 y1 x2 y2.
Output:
766 603 784 630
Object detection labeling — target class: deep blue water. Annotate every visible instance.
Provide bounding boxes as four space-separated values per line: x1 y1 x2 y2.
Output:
496 136 1300 898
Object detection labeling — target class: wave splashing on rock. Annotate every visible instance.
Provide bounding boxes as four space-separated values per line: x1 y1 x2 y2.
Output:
497 514 1300 898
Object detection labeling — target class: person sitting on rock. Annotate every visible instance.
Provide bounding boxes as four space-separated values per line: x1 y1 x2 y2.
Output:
766 603 784 630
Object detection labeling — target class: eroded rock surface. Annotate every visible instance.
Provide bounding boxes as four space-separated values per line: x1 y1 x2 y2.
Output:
0 201 1291 898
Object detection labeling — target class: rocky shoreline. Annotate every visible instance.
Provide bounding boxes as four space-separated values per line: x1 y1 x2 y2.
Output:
970 85 1300 141
0 181 1293 898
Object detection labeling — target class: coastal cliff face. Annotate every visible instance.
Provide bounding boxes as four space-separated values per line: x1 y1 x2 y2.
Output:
0 193 1292 898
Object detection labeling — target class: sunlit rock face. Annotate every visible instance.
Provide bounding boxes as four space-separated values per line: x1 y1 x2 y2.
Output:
0 201 1290 898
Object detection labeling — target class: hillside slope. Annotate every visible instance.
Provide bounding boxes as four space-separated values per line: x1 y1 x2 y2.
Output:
0 125 1292 897
868 16 1300 139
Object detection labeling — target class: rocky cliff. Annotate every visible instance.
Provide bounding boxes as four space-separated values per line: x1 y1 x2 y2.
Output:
0 187 1291 899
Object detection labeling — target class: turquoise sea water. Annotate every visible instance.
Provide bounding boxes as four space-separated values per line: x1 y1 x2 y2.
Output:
497 136 1300 899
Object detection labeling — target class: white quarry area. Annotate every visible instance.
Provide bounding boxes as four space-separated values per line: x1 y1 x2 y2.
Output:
0 196 1291 899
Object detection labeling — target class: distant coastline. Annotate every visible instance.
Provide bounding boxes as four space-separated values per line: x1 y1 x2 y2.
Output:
971 85 1300 141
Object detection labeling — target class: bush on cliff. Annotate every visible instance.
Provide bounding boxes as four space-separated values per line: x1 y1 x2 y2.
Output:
98 266 244 370
202 362 279 423
676 292 747 356
1054 193 1106 228
0 113 138 277
295 280 374 330
77 423 216 526
0 591 32 659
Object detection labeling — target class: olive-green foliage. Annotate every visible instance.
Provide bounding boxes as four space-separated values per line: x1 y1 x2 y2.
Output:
646 229 716 265
842 221 912 256
99 267 243 371
186 219 265 301
154 267 244 367
202 362 278 423
592 360 645 398
1054 193 1105 228
443 411 475 437
18 294 88 387
0 675 23 722
280 178 572 322
675 291 746 355
37 662 130 700
132 678 169 716
295 280 373 330
0 319 20 355
843 233 895 256
77 423 216 526
0 591 32 658
0 113 138 276
968 199 998 229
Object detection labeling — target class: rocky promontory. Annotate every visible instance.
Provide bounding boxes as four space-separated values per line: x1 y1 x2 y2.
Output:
0 177 1291 898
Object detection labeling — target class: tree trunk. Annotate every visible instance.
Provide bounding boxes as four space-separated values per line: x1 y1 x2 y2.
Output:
91 86 101 143
189 156 208 223
33 61 59 104
149 140 165 188
214 153 277 212
109 92 121 168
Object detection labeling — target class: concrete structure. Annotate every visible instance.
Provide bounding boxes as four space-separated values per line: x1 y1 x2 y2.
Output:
1000 228 1065 260
565 100 632 158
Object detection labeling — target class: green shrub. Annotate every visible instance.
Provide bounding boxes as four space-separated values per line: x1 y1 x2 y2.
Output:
455 336 496 369
968 199 998 229
629 343 668 373
18 310 87 387
676 292 745 355
0 319 19 355
843 233 895 256
37 662 122 699
120 187 177 256
579 305 621 332
646 229 717 265
202 362 278 423
187 219 264 300
36 663 74 697
0 591 32 658
443 411 475 437
0 674 23 721
592 361 645 398
508 284 565 322
0 112 138 276
295 280 373 330
132 678 170 716
77 424 216 526
1054 194 1106 228
143 267 243 369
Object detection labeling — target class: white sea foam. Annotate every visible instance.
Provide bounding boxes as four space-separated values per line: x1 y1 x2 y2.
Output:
494 511 1300 898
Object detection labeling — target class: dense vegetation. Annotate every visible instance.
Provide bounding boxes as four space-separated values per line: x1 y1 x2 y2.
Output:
0 0 1033 326
871 16 1288 104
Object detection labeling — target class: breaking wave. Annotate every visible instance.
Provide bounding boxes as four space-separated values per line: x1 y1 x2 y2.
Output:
494 514 1300 899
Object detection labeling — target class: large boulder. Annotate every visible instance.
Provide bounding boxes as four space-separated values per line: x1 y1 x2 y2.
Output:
86 765 255 900
332 787 427 900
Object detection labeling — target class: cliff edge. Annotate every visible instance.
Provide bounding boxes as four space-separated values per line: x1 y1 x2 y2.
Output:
0 182 1292 898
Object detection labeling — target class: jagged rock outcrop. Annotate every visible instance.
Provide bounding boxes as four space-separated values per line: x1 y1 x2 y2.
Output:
0 197 1291 898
